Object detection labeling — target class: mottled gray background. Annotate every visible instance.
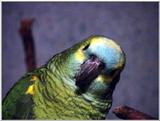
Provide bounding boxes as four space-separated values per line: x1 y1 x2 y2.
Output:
2 2 159 119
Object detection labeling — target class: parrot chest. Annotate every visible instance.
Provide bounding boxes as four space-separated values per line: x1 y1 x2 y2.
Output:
32 94 106 119
31 78 106 120
29 70 110 119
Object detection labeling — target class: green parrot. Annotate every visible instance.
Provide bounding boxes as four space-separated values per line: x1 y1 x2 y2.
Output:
2 35 125 120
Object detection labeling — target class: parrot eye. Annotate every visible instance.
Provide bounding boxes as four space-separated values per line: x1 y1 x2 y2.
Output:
82 44 90 51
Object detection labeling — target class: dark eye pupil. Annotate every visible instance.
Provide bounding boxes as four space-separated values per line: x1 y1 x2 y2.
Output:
83 44 90 51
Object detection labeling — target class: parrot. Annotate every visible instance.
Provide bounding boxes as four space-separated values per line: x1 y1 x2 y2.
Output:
2 35 126 120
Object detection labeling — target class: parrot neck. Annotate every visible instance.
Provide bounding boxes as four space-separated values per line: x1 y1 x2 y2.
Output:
46 50 82 89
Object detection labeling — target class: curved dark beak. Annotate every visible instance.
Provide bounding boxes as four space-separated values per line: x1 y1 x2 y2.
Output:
75 55 104 93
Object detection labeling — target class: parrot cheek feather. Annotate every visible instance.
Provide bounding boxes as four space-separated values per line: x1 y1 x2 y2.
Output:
75 49 86 62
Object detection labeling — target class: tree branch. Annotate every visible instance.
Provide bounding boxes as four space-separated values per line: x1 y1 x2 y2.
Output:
19 19 37 72
112 105 157 120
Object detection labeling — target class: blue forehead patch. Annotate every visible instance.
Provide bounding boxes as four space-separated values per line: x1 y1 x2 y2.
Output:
87 44 121 70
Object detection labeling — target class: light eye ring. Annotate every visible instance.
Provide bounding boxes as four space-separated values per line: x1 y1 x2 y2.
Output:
82 44 90 51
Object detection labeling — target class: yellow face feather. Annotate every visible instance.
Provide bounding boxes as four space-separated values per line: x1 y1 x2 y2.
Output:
95 75 112 84
95 75 104 82
74 46 86 62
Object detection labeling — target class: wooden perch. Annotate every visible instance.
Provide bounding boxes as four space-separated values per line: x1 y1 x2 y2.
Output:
112 105 157 120
19 19 37 72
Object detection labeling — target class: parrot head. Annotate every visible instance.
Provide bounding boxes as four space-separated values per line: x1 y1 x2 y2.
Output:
49 35 125 104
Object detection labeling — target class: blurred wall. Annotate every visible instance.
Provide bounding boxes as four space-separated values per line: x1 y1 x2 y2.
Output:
2 2 158 119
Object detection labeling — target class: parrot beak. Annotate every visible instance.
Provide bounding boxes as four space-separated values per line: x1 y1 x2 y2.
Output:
75 55 104 93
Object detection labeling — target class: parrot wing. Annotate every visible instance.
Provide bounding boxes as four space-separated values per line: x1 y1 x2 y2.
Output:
12 94 33 119
2 74 34 119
